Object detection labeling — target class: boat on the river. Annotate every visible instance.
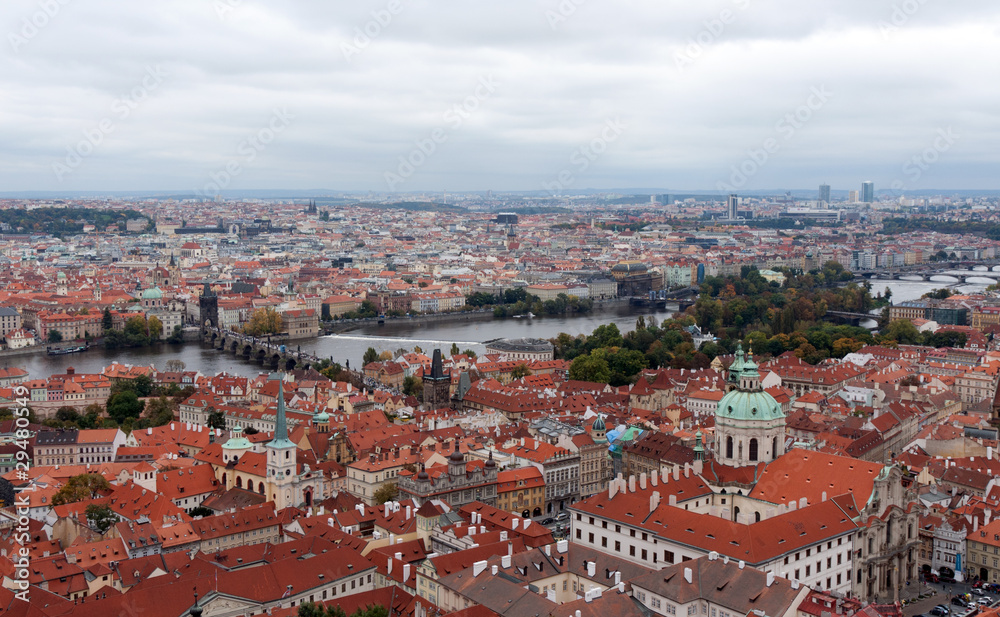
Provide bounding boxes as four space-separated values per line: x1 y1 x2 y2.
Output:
47 343 89 355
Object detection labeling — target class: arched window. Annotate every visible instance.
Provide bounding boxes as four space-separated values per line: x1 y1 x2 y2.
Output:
258 482 265 494
236 476 243 489
749 438 759 462
222 473 227 486
726 436 733 459
755 511 761 523
772 436 778 457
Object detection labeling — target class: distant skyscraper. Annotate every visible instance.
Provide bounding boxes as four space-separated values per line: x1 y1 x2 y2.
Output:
848 190 859 203
727 194 738 220
861 181 875 203
819 184 831 205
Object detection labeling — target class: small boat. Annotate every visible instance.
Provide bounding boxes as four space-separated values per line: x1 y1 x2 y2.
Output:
512 312 534 319
377 314 386 325
47 343 89 355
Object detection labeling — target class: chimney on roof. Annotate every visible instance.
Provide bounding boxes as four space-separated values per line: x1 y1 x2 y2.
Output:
684 567 693 584
684 463 691 478
501 554 512 569
387 558 393 575
557 539 568 553
650 491 661 511
473 560 488 577
766 571 775 587
799 497 808 509
628 475 636 493
492 564 498 576
651 470 659 486
587 561 596 577
669 495 677 506
609 480 618 499
673 466 680 481
508 541 513 557
822 491 827 502
708 551 718 561
512 517 519 530
403 563 410 581
792 579 800 589
640 472 647 490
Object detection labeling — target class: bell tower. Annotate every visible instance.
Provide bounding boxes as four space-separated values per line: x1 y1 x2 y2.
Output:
266 373 297 509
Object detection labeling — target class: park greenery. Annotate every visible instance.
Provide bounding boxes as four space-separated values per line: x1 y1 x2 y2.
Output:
553 263 968 384
242 306 283 336
469 287 594 318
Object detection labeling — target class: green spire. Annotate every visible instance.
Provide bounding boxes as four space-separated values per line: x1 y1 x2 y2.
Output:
694 430 705 460
268 373 294 449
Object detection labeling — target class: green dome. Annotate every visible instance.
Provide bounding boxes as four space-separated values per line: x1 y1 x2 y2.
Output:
57 271 67 280
222 426 253 450
142 286 163 300
717 388 783 422
314 410 330 422
592 414 605 431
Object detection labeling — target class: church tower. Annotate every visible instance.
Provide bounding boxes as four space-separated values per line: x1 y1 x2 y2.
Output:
56 272 68 296
423 349 451 409
266 374 297 509
714 343 786 467
590 413 607 444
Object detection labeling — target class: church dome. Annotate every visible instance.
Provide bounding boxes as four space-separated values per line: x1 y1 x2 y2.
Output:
717 388 784 422
449 443 465 463
592 414 606 432
314 410 329 423
484 451 496 469
142 286 163 300
222 425 253 451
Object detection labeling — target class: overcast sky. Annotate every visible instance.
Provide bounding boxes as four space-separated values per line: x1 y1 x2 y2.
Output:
2 0 998 195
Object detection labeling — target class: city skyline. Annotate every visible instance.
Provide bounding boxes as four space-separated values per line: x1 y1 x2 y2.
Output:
1 1 998 193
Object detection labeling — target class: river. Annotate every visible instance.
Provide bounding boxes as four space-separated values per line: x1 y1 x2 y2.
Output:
7 272 994 380
7 302 683 379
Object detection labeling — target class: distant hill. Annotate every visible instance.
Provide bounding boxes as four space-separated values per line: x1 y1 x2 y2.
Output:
0 207 152 236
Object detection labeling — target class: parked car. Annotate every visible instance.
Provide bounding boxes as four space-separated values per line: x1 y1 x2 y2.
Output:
978 598 991 605
929 606 948 616
541 517 555 525
555 511 570 521
974 589 986 596
953 598 970 608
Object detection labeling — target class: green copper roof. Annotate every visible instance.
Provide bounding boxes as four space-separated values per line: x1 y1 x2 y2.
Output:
717 388 783 422
222 426 253 450
268 375 295 449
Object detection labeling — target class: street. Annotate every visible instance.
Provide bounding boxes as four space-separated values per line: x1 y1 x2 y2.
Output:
904 581 1000 617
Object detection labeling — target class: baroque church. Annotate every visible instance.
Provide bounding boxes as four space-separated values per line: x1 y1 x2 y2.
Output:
210 374 325 509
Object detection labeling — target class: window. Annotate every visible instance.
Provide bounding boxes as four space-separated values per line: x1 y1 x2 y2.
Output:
665 551 675 564
615 541 621 552
630 546 636 556
602 537 608 548
688 605 697 616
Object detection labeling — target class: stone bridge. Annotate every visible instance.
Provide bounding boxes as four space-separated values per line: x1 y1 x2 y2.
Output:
202 327 321 371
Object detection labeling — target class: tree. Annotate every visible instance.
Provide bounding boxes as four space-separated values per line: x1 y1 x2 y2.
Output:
166 324 184 344
189 506 215 518
56 406 81 424
143 396 175 427
102 307 113 331
510 364 532 379
363 347 379 365
244 307 283 336
107 391 144 425
52 474 111 505
568 352 611 384
462 349 477 359
165 359 186 373
378 350 393 361
373 482 398 505
47 329 63 343
450 343 460 355
85 504 118 534
207 407 226 430
147 315 163 340
402 376 422 397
